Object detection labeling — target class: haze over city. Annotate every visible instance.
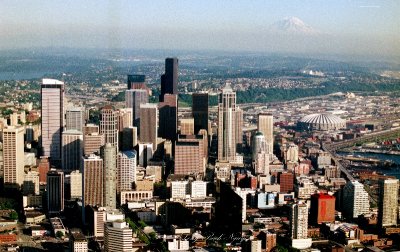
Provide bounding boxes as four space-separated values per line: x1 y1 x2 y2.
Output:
1 0 399 59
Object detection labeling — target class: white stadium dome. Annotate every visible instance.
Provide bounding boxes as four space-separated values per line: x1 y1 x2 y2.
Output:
297 113 346 131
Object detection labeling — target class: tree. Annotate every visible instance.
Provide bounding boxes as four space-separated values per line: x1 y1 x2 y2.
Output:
9 211 18 220
55 231 64 238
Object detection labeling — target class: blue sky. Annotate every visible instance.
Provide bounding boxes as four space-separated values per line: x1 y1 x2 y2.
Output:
1 0 399 57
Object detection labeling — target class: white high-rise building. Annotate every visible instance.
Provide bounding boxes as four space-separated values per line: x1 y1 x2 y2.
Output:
171 181 190 199
343 180 370 218
41 78 64 165
290 203 308 239
104 221 133 252
378 178 399 227
138 143 153 167
190 181 207 198
117 151 136 193
70 170 83 200
218 83 238 161
3 126 25 188
258 114 273 155
285 143 299 163
62 130 83 172
65 107 85 132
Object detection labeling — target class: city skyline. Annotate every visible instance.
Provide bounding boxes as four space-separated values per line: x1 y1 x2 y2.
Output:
1 0 399 58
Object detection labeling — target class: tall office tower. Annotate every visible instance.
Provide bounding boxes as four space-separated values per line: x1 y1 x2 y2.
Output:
65 107 85 132
127 74 146 90
23 171 40 195
125 89 148 127
310 193 335 225
2 126 24 188
159 94 178 142
285 143 299 164
159 57 178 102
252 132 267 161
218 83 237 161
138 143 153 167
116 108 132 131
62 130 83 172
84 132 105 156
139 103 158 152
117 151 136 193
104 221 133 252
41 78 65 165
38 156 50 185
290 203 308 239
101 144 117 209
257 114 273 155
192 93 209 134
83 154 104 207
180 118 194 135
279 172 294 193
47 170 64 214
342 180 370 219
70 170 82 200
235 108 243 153
120 127 136 151
378 178 399 227
100 106 118 149
174 135 205 176
254 152 270 175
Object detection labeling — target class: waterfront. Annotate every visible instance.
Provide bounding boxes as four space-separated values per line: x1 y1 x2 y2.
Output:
337 151 400 179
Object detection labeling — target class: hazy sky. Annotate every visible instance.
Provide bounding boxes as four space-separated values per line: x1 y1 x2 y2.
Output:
1 0 399 58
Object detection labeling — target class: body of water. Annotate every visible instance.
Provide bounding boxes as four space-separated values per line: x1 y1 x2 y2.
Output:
338 151 400 179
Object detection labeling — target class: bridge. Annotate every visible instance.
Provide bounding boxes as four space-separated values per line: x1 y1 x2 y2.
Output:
326 127 400 151
322 143 355 181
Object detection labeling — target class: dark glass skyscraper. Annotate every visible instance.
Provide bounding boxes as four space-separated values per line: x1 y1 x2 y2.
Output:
127 74 146 90
160 58 178 102
192 93 209 134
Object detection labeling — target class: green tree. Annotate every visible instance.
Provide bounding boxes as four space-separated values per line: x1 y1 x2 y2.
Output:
55 231 64 238
9 211 18 220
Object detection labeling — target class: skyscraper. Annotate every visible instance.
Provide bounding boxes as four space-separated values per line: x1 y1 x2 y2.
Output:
69 170 82 200
102 144 117 210
47 170 64 214
83 154 103 207
160 58 178 102
218 83 237 161
179 118 194 135
235 108 243 153
378 178 399 227
125 89 148 127
127 74 146 90
159 94 178 142
290 202 308 239
139 103 158 152
117 151 136 193
41 78 65 165
258 114 274 155
100 106 118 149
174 135 206 176
2 126 25 188
104 221 133 252
192 93 209 134
342 180 370 219
62 130 83 172
65 107 85 132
